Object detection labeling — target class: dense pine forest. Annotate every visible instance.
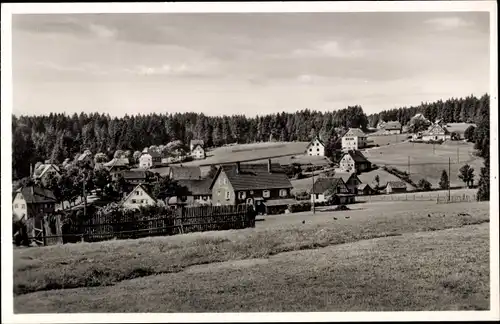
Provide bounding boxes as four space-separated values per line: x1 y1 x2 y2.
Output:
13 94 490 182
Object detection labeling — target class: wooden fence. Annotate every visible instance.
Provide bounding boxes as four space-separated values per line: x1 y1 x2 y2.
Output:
356 192 477 203
28 205 256 245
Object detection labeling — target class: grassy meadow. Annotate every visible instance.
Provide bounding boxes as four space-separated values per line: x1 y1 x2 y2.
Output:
13 200 490 313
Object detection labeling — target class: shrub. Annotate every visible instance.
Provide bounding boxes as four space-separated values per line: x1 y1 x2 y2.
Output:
288 202 312 213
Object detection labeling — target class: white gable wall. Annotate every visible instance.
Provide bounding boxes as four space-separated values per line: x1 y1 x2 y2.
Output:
12 193 28 221
122 186 157 209
139 154 153 169
339 154 356 173
307 139 325 156
192 146 205 159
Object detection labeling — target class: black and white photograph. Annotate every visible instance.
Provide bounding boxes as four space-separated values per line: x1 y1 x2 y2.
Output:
1 1 498 322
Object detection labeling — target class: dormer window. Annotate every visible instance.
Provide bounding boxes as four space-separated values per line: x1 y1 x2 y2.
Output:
263 190 270 198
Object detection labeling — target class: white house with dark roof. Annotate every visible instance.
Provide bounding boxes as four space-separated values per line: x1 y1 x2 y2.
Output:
306 136 325 156
422 124 451 142
341 128 368 151
310 177 352 204
32 163 61 186
169 166 202 180
191 143 206 160
385 181 407 194
139 150 161 169
339 150 371 173
190 139 205 152
121 184 161 210
383 121 403 134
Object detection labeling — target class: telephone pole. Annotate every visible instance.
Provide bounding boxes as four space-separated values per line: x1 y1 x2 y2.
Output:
448 157 451 202
408 156 410 176
312 171 316 214
457 145 459 163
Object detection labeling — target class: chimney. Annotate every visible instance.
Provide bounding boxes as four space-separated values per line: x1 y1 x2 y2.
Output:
236 162 241 174
267 159 272 173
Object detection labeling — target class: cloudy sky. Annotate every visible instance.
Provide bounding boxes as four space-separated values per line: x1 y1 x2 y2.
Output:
12 12 490 117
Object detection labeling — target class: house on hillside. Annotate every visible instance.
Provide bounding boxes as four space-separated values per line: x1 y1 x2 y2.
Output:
422 124 451 142
13 186 57 242
310 177 354 205
121 184 161 210
209 161 295 215
385 181 407 194
32 163 61 186
121 170 148 185
139 151 162 169
191 143 206 160
334 172 362 194
190 140 205 152
339 150 371 173
104 158 130 180
76 150 94 168
306 135 325 156
169 166 202 180
169 178 213 207
383 121 402 134
341 128 368 151
357 183 376 195
377 121 387 129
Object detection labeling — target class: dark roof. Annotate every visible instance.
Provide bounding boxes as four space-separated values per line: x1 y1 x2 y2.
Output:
17 186 57 204
143 150 161 158
344 150 370 163
307 136 325 148
176 178 212 196
387 181 407 189
170 166 202 180
104 158 129 168
122 170 147 180
311 177 345 194
334 172 360 184
213 163 293 191
384 121 402 130
358 183 372 191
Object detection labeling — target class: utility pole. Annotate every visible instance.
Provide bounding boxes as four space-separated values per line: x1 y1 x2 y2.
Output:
408 156 410 176
457 145 459 163
83 171 87 218
448 157 451 202
433 143 435 154
312 171 316 214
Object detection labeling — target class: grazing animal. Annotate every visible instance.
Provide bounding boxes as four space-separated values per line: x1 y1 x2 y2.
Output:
333 217 337 220
428 214 431 218
345 216 350 219
302 220 305 224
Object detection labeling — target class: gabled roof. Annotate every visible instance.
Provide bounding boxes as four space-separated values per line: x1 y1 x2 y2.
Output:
211 163 293 191
357 183 372 191
176 178 212 196
422 124 449 136
334 172 361 184
122 184 156 205
190 139 204 147
169 166 202 180
16 186 57 204
104 158 129 168
342 150 370 163
387 181 407 189
192 144 205 151
122 170 147 180
384 121 402 130
142 150 161 158
343 128 366 138
33 164 60 178
311 177 345 194
307 136 325 148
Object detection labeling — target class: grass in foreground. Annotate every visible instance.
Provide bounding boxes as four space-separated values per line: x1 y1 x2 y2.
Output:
13 201 489 296
15 223 489 312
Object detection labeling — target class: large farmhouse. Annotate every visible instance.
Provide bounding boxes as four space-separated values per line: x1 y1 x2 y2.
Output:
310 177 354 205
139 151 162 169
339 150 371 173
209 161 294 214
121 184 160 210
32 163 61 186
422 124 451 142
341 128 368 151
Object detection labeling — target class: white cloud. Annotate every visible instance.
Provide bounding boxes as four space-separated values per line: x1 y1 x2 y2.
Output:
88 23 116 39
424 17 473 31
290 40 365 58
127 61 217 77
35 61 109 75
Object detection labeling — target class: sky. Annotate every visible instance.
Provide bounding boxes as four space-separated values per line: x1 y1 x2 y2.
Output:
11 11 490 117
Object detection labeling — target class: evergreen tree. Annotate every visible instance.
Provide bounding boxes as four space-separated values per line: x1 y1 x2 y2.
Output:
476 152 490 201
458 164 475 188
439 170 449 189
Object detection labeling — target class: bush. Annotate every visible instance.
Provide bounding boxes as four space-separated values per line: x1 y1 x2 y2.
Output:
288 202 312 213
417 179 432 191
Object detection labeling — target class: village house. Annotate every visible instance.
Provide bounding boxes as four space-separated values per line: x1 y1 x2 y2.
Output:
190 139 205 152
13 186 57 242
32 163 61 186
209 161 295 215
385 181 407 194
422 123 452 142
121 184 161 210
191 143 206 160
76 150 94 168
306 135 325 156
334 172 363 194
169 178 213 207
139 151 162 169
339 150 371 173
169 166 202 180
377 121 387 129
357 183 376 195
104 158 130 180
341 128 368 151
310 177 354 205
383 121 402 134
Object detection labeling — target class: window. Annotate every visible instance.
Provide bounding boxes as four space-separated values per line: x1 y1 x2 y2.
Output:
263 190 270 198
223 178 228 185
131 199 136 203
135 191 140 195
317 148 319 152
250 190 254 194
238 191 246 199
219 178 223 185
279 189 287 197
225 191 231 200
217 190 221 196
14 204 18 208
22 204 25 209
309 149 312 152
316 194 320 199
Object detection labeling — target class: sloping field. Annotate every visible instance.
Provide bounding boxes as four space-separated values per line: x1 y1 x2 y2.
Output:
363 142 483 187
358 168 416 190
181 142 310 166
367 134 409 146
15 221 489 312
